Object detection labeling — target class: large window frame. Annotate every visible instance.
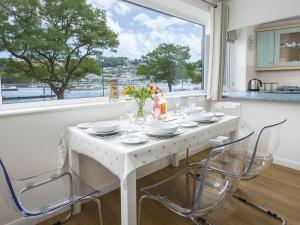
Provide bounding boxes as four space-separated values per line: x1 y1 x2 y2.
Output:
0 0 209 109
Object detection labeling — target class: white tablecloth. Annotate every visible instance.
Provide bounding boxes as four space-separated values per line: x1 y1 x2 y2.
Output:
58 115 239 180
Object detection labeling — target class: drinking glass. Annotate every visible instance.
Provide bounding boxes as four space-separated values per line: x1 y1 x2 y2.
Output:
125 101 136 132
173 97 181 113
188 96 197 108
187 96 197 114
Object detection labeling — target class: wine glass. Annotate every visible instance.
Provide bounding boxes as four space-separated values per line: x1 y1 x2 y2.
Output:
173 97 181 113
125 101 136 132
188 96 197 108
188 96 197 114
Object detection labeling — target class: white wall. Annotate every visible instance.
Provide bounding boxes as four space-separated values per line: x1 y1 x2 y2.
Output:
227 99 300 170
0 95 209 225
228 0 300 31
230 27 256 91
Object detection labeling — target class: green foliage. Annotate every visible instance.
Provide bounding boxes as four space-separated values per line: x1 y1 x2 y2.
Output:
136 43 191 92
0 0 119 99
186 60 202 84
102 56 128 67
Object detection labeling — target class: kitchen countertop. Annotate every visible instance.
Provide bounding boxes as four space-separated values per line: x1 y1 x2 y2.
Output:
223 91 300 103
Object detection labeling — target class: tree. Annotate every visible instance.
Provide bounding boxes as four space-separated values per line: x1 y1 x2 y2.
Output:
102 56 128 67
0 0 119 99
186 60 202 84
136 43 191 92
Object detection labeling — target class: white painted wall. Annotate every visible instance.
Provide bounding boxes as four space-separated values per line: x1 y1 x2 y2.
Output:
228 0 300 30
225 99 300 170
0 95 209 225
230 27 256 91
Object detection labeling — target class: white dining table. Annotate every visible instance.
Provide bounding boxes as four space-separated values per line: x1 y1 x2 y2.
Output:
58 114 239 225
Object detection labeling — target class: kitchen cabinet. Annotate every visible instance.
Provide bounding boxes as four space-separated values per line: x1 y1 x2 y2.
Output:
256 31 275 69
256 25 300 71
274 27 300 67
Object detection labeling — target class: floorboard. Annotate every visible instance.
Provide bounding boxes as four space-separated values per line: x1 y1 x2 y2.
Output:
38 151 300 225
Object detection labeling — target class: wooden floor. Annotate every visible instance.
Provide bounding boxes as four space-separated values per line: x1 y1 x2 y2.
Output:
39 151 300 225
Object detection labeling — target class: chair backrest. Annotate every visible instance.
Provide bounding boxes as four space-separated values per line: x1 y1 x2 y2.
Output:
213 102 241 117
190 130 254 214
243 119 287 179
0 159 25 216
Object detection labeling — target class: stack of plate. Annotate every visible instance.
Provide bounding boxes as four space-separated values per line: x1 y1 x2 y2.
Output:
146 122 179 137
189 112 214 123
85 121 120 135
189 106 204 114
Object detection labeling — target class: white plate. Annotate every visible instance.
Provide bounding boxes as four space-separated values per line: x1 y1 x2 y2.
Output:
147 122 179 135
190 107 204 114
86 128 119 135
120 134 148 144
77 122 91 129
177 120 199 128
214 112 225 117
89 121 119 133
146 130 180 137
189 112 214 123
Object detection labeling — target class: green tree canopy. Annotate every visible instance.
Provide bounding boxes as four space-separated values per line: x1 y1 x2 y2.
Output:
0 0 119 99
186 60 202 84
136 43 191 92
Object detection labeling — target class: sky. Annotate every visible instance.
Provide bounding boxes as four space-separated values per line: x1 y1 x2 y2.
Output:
0 0 204 62
89 0 203 62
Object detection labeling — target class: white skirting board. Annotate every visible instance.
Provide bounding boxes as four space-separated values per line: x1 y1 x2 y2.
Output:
274 157 300 171
5 145 207 225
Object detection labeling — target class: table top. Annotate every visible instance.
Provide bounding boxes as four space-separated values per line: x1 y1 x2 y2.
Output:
58 115 239 180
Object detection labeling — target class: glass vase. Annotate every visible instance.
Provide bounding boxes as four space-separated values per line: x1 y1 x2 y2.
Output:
135 99 146 123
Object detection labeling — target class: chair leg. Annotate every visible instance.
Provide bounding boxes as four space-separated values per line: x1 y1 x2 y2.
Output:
138 195 148 225
52 204 74 225
233 193 286 225
186 172 194 204
191 217 214 225
82 196 104 225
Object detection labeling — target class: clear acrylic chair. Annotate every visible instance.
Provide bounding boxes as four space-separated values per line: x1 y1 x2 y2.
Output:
233 119 287 225
212 102 241 117
137 130 254 225
0 159 103 225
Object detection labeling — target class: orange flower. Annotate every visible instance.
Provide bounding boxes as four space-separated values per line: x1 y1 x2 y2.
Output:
122 86 129 95
148 85 154 94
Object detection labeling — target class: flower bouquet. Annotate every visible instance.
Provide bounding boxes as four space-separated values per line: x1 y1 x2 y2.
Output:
122 84 159 120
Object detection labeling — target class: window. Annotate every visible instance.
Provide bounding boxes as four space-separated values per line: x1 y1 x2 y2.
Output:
0 0 204 104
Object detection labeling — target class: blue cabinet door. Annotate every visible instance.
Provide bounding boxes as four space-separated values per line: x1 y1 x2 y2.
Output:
274 27 300 67
256 31 275 69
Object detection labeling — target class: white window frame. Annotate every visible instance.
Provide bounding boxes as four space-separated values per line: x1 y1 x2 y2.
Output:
0 0 211 110
223 42 235 91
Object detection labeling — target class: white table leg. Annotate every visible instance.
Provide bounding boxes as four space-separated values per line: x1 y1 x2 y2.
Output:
171 153 179 167
68 149 81 214
120 170 137 225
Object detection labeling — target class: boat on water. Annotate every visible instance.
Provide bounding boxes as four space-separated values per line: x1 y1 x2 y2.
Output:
1 86 18 91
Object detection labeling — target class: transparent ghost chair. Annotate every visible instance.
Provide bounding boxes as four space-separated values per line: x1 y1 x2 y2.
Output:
137 130 254 225
233 119 287 225
0 159 103 225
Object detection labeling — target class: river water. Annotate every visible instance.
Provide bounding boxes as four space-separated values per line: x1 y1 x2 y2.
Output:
2 82 201 104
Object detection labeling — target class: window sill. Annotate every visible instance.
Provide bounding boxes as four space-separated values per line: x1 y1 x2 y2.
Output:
0 91 206 117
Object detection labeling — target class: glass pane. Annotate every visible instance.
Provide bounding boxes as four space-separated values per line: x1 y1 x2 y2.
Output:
280 32 300 63
0 0 204 104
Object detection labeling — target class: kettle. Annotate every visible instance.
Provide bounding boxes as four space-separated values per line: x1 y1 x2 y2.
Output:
248 79 262 91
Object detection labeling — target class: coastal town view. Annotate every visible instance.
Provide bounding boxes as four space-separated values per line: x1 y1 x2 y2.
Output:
1 58 203 104
0 0 204 104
